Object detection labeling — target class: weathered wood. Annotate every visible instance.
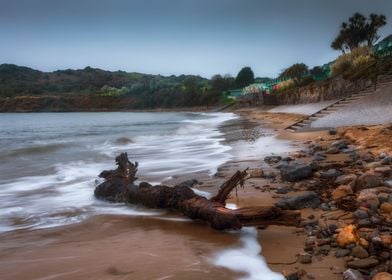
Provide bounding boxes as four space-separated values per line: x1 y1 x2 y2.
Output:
210 169 248 204
95 153 301 230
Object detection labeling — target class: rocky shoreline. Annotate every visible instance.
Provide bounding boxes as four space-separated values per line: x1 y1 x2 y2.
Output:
233 110 392 280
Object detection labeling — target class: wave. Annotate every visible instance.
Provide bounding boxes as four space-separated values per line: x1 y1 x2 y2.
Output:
213 227 284 280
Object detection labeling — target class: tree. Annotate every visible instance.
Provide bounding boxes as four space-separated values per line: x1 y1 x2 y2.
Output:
235 67 254 88
365 13 387 46
310 66 324 77
279 63 309 80
331 13 387 53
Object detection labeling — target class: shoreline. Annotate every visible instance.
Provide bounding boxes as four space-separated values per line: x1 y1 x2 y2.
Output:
1 109 391 279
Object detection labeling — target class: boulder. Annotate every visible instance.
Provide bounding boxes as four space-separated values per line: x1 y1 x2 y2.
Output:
380 202 392 215
276 191 320 210
355 173 381 191
332 185 353 201
347 258 379 269
357 191 380 210
335 248 351 257
375 166 392 176
298 253 312 264
331 140 348 150
280 163 313 182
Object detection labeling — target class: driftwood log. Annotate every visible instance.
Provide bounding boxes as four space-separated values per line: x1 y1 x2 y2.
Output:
95 153 301 230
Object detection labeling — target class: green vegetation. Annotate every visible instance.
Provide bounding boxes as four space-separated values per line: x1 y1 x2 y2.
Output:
235 67 254 88
331 13 387 53
279 63 309 80
0 64 235 108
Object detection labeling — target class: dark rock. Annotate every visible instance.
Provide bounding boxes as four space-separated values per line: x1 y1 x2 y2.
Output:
342 269 365 280
329 128 337 135
380 251 390 260
382 156 392 165
331 140 348 150
263 171 277 179
318 244 331 255
299 253 313 264
355 173 381 191
320 169 342 179
276 191 321 210
276 186 290 194
176 179 198 188
313 152 327 161
351 246 369 259
319 203 330 211
280 163 313 182
347 258 380 269
335 174 357 185
281 157 293 162
335 248 351 257
362 153 375 163
264 155 282 164
353 209 369 219
357 218 372 227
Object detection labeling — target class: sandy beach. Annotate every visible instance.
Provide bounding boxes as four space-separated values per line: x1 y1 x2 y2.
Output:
1 109 391 280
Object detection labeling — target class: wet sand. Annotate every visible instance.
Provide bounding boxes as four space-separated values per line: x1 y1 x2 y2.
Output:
0 110 357 280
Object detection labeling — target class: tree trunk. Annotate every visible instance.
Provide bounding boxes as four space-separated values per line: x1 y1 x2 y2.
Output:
95 153 301 230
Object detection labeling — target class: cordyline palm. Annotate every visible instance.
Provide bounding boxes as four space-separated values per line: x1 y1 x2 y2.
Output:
365 14 387 46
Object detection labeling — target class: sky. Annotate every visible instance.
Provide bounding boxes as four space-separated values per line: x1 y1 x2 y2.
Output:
1 0 392 78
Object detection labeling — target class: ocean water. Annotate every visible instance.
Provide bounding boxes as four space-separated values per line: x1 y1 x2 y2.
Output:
0 112 286 280
0 112 236 232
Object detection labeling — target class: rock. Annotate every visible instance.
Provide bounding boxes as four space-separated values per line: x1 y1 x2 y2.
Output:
249 168 264 178
347 258 380 269
314 152 327 161
359 238 369 249
264 155 282 164
366 162 383 169
298 253 312 264
332 185 353 200
382 157 392 165
357 218 372 227
281 156 293 162
385 180 392 188
357 191 380 210
337 225 359 247
335 248 351 257
345 270 366 280
375 166 392 176
351 246 369 259
362 153 376 163
372 272 392 280
276 186 291 194
263 171 277 179
336 174 357 185
342 269 365 280
353 209 369 219
280 162 313 182
327 147 340 154
331 140 348 150
355 173 381 191
329 128 337 135
318 244 331 255
380 202 392 215
320 203 330 211
276 191 321 210
321 169 342 179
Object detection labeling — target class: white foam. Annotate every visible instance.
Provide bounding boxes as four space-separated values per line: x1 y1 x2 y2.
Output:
214 227 284 280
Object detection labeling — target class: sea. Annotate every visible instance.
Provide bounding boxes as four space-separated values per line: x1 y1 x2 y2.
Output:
0 112 287 280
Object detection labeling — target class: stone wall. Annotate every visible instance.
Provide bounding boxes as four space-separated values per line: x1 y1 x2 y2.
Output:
277 78 373 105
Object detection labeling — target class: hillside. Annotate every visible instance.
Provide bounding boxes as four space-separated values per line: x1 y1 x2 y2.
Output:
0 64 231 111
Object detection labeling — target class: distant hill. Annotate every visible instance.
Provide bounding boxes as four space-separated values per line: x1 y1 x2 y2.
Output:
0 64 207 97
0 64 234 111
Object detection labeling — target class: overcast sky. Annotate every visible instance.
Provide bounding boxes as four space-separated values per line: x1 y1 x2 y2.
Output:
1 0 392 78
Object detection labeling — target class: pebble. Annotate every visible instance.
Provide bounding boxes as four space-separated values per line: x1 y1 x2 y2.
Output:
351 245 369 259
347 257 380 269
336 248 351 257
298 253 312 264
353 209 369 219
